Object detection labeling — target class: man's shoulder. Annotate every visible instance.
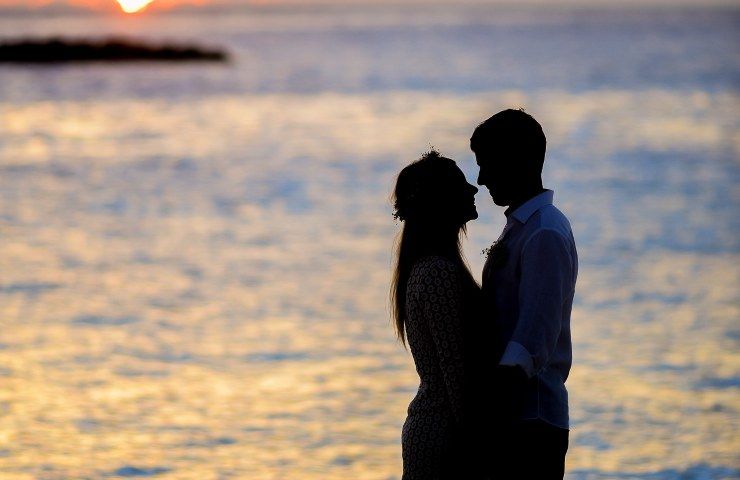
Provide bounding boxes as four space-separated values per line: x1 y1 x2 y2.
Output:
534 204 570 225
524 205 574 243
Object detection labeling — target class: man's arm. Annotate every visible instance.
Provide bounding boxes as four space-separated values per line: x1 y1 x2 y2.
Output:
499 228 574 378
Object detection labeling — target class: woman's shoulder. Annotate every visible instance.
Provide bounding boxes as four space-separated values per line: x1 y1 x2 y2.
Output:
409 255 460 280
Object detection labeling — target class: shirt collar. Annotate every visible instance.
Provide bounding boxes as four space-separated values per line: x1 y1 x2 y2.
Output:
506 189 554 224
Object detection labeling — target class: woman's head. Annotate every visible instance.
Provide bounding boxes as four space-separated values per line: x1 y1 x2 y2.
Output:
392 150 478 227
390 150 479 346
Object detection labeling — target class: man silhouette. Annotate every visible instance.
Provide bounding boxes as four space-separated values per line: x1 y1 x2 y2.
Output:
471 109 578 479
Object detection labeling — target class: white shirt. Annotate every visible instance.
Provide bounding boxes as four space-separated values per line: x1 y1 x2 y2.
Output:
482 189 578 429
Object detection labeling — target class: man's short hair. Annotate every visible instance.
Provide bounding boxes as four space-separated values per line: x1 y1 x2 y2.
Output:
470 108 546 174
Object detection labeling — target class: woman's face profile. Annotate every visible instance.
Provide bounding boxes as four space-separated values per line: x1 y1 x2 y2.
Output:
444 163 479 225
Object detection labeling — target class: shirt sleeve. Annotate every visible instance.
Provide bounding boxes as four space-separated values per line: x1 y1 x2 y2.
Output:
421 259 467 425
499 228 574 378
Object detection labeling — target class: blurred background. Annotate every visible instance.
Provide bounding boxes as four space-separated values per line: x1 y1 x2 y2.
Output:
0 0 738 479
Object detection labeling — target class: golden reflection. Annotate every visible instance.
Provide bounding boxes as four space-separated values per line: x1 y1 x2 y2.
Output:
0 90 737 478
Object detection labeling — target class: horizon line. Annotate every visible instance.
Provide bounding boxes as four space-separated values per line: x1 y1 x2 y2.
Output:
1 0 738 17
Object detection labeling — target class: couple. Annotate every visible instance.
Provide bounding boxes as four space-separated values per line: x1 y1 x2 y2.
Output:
391 109 578 479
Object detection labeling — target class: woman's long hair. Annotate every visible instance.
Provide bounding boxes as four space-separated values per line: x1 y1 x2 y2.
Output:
390 150 478 346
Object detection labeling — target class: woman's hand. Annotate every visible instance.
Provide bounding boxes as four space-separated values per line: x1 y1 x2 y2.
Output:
491 364 529 425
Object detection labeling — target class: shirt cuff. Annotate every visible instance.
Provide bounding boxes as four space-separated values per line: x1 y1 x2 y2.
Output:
499 341 535 378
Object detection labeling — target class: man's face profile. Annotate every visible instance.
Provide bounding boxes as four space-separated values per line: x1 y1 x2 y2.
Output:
474 143 517 207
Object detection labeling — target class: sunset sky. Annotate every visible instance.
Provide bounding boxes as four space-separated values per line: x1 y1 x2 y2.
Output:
1 0 737 13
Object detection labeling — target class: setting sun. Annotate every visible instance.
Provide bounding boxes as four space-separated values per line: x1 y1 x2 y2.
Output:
116 0 154 13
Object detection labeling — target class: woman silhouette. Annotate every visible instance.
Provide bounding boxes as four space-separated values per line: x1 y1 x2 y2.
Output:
391 150 487 479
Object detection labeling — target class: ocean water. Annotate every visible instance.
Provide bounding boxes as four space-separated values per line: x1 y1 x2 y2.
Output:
0 5 738 479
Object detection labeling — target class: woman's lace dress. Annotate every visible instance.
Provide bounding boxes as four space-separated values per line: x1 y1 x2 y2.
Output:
401 256 483 479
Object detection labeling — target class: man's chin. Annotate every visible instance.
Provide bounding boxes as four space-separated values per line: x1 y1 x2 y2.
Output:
483 187 511 206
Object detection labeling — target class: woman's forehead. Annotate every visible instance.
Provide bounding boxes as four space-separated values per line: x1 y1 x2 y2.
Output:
442 160 464 177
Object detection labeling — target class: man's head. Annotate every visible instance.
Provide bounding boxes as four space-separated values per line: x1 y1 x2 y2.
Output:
470 109 546 206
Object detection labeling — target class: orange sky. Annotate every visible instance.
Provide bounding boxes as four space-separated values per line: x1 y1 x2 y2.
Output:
1 0 735 12
2 0 203 10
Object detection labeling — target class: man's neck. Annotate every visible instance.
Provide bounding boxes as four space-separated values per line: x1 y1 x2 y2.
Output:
505 187 547 217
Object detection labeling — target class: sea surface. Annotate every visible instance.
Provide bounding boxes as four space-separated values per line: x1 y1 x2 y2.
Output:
0 5 738 479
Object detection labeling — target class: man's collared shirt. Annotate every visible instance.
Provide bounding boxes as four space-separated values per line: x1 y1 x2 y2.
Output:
482 189 578 429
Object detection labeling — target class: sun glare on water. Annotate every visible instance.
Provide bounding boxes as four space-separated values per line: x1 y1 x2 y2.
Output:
116 0 154 13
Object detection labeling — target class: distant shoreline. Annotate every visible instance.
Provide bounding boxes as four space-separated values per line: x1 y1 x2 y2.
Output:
0 38 228 64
